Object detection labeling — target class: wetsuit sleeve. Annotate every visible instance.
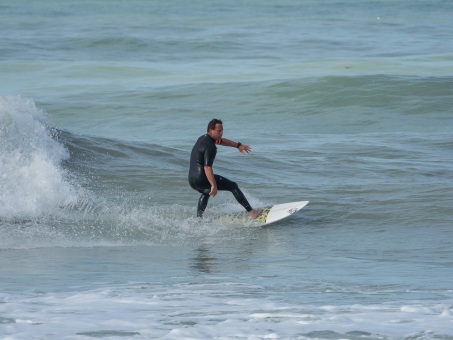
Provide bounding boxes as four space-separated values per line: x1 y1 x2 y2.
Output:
203 144 217 167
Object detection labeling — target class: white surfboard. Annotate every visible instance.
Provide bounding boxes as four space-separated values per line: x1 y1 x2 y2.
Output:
255 200 309 225
222 201 309 226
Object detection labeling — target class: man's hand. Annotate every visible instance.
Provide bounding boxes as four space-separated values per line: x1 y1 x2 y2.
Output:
209 185 218 197
238 144 251 153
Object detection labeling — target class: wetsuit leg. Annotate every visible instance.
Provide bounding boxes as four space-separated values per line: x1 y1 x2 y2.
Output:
215 175 253 212
191 176 252 217
197 191 210 218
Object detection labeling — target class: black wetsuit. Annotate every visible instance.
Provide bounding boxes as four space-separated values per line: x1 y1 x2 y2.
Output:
188 134 252 217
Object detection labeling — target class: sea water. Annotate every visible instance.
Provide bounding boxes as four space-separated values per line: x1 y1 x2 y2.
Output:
1 0 453 339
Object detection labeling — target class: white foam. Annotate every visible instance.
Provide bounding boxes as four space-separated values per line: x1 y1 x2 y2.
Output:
1 286 453 339
0 96 80 218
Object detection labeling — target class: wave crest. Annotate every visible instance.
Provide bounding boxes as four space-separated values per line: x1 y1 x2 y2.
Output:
0 96 81 218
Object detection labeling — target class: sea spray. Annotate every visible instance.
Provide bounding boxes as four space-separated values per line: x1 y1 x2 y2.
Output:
0 96 80 218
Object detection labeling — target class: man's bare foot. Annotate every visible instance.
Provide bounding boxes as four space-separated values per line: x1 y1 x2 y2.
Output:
248 208 263 220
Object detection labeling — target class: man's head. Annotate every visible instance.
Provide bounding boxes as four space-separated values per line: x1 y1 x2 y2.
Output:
207 118 223 132
207 118 223 140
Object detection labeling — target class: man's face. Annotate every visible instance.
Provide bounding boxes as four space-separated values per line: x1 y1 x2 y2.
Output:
210 123 223 140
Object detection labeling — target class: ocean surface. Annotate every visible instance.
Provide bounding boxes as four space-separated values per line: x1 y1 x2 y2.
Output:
1 0 453 339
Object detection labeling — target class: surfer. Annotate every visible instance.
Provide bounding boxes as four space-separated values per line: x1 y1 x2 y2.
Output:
188 119 262 219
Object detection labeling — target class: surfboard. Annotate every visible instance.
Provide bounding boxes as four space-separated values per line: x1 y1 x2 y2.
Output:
222 200 309 226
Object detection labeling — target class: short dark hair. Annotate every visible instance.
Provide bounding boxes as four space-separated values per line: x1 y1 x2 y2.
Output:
207 118 223 132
